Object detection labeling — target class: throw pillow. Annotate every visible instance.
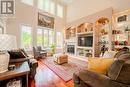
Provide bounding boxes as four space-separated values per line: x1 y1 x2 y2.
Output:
88 58 114 75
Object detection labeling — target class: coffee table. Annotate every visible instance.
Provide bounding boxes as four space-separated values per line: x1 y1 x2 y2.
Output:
0 61 30 87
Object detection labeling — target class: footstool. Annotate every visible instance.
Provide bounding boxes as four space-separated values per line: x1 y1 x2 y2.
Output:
53 53 68 64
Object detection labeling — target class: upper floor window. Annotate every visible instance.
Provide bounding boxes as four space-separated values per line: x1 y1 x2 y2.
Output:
21 0 33 6
50 1 55 15
38 0 55 15
57 4 63 18
21 25 32 51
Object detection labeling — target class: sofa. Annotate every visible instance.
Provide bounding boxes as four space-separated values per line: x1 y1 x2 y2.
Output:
33 46 47 60
73 51 130 87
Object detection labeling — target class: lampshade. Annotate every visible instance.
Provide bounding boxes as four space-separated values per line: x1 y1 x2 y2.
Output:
0 34 17 51
0 34 17 73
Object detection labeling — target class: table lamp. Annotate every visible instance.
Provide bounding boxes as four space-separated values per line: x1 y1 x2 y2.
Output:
0 34 17 73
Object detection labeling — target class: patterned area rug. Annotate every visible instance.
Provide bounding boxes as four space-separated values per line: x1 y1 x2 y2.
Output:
42 57 87 82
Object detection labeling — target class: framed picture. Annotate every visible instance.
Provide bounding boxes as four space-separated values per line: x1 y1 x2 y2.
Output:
38 13 54 29
0 26 4 34
117 15 127 23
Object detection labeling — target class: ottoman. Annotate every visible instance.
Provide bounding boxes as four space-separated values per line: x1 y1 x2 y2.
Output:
54 53 68 64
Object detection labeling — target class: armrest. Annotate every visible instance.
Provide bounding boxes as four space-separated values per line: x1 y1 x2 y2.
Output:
75 70 127 87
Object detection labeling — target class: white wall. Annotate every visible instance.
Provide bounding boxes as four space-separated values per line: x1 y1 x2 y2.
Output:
6 0 66 48
67 0 130 23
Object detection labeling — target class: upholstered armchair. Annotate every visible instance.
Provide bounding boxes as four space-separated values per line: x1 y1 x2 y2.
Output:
33 46 47 60
73 52 130 87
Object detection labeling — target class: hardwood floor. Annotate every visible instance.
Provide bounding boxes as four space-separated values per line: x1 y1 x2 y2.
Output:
30 59 74 87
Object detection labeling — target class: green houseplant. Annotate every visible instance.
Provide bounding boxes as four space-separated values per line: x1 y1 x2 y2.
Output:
50 44 56 55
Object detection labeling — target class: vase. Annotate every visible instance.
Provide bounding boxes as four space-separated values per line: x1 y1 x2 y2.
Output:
0 52 10 73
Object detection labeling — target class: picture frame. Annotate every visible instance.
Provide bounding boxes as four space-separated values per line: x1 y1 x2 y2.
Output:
117 15 127 23
38 13 54 29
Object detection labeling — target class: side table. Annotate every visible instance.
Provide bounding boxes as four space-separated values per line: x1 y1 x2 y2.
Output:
0 61 30 87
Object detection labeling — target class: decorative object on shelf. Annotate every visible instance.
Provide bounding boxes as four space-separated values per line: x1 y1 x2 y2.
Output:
117 15 127 23
66 27 76 39
125 26 130 32
6 79 22 87
38 13 54 29
0 34 17 73
95 17 110 57
77 23 93 33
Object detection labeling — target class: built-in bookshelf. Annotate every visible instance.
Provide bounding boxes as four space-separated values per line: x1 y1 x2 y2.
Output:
112 10 130 51
94 17 111 57
65 23 94 57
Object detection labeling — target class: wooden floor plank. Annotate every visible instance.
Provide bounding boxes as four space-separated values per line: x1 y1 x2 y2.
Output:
30 60 74 87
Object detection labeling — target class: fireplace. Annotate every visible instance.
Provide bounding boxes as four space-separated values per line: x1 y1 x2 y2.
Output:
67 45 75 54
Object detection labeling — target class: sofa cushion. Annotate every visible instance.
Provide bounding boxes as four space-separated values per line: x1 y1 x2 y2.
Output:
108 53 130 84
88 58 114 75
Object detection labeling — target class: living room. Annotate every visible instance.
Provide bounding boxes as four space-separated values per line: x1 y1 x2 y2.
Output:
0 0 130 87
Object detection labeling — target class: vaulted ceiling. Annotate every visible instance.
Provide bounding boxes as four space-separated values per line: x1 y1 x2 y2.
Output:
66 0 130 23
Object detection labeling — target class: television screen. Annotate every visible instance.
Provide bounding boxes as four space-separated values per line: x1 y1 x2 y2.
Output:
85 36 93 47
78 36 93 47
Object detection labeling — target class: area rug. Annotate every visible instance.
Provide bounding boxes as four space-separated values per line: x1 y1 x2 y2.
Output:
42 57 87 82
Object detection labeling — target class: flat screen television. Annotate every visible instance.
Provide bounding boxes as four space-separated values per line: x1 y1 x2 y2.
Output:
78 36 93 47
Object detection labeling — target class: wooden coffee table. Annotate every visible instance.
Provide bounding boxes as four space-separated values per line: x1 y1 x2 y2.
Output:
0 61 30 87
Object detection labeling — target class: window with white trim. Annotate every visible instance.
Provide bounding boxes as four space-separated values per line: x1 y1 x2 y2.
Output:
37 28 43 46
50 1 55 15
0 26 3 34
43 29 48 47
56 4 63 18
37 28 54 47
56 32 62 48
21 0 33 6
37 0 55 15
49 30 54 46
21 25 32 51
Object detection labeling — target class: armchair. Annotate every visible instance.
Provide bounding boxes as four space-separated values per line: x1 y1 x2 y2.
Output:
33 46 47 60
73 52 130 87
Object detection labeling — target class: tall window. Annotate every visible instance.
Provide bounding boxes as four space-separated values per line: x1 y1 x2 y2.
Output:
49 30 54 46
37 0 44 10
37 29 43 46
21 25 32 50
57 4 63 18
50 1 55 14
38 0 55 15
0 26 3 34
37 28 54 47
57 32 62 48
43 29 48 47
21 0 33 6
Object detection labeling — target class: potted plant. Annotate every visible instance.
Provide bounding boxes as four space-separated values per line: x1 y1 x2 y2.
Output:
125 26 129 32
50 44 56 55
